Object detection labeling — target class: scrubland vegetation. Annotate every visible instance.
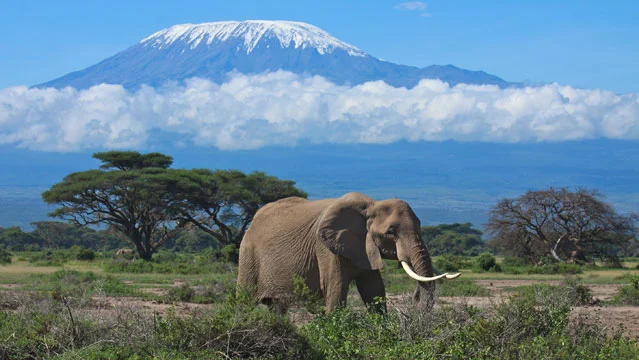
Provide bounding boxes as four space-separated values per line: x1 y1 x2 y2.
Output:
2 250 639 359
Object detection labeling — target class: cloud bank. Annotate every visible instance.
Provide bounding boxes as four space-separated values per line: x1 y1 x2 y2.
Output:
1 71 638 151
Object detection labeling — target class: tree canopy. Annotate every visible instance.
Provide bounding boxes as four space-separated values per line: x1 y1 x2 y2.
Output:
486 187 638 264
169 169 307 246
421 223 486 256
42 151 306 260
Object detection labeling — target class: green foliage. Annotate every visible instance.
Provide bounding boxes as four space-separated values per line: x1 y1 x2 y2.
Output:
0 246 11 264
292 275 325 314
25 270 140 301
421 223 486 256
42 151 307 261
473 252 502 272
153 290 314 358
437 279 490 297
434 254 472 272
173 169 308 247
103 251 234 275
613 275 639 305
72 245 95 261
167 284 196 302
220 243 239 263
525 262 583 275
514 280 593 307
2 283 638 359
0 223 127 252
502 256 527 267
0 226 42 251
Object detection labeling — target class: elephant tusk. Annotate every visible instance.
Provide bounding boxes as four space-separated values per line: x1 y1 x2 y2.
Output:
401 262 448 282
433 265 462 280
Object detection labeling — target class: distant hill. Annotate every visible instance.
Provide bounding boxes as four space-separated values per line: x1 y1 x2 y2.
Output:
2 140 638 230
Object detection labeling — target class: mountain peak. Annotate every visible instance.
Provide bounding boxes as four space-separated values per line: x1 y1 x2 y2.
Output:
140 20 368 57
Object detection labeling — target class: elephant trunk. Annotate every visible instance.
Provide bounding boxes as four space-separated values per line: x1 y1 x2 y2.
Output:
401 236 438 308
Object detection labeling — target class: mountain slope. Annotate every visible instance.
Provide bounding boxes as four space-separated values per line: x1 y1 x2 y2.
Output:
38 20 514 89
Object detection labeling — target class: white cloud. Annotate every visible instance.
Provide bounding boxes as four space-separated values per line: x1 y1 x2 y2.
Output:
1 71 638 151
395 1 427 11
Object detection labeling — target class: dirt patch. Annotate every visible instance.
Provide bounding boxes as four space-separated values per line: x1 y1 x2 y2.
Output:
139 287 168 296
0 284 23 289
572 306 639 338
100 296 214 316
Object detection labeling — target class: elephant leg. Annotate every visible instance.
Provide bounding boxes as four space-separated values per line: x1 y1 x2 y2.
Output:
237 245 259 296
324 278 351 313
261 298 288 314
355 270 386 313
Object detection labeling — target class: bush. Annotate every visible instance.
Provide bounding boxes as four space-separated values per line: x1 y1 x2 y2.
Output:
473 252 501 273
502 256 527 267
526 262 583 275
0 247 11 264
435 254 471 272
1 285 638 359
103 256 232 275
75 247 95 261
220 244 239 263
614 275 639 305
438 279 490 297
154 290 314 358
167 283 196 302
36 270 140 300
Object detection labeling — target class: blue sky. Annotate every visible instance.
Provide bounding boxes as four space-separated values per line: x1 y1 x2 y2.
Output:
1 0 637 93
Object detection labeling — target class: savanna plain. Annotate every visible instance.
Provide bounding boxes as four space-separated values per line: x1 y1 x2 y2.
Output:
1 246 639 359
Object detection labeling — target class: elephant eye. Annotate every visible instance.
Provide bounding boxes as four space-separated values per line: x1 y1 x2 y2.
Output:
385 226 397 236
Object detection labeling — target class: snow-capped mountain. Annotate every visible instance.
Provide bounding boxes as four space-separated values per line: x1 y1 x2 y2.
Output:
39 20 514 89
142 21 367 57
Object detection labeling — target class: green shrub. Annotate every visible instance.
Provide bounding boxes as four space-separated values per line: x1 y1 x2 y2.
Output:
473 252 501 273
438 279 490 297
527 262 583 274
167 283 196 302
103 257 232 275
154 290 314 358
220 244 239 263
435 254 471 272
2 286 638 359
75 247 95 261
34 270 140 300
293 275 325 314
502 256 527 267
0 247 11 264
614 275 639 305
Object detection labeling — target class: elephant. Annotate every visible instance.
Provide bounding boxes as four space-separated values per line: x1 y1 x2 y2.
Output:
237 192 460 313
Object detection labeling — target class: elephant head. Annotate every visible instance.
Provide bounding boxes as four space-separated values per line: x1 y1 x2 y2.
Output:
317 193 460 307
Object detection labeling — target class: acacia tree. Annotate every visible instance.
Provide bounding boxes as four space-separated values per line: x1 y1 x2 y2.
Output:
486 188 637 264
42 151 187 260
42 151 307 259
172 169 307 247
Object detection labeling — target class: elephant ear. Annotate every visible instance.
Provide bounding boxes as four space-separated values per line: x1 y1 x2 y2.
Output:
317 193 383 270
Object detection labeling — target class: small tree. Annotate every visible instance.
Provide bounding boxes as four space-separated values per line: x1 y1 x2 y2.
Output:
487 187 638 264
42 151 186 260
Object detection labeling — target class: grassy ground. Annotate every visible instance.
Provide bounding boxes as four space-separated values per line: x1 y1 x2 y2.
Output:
1 252 639 359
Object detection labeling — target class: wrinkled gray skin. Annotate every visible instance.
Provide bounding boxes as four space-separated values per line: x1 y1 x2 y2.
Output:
237 192 435 313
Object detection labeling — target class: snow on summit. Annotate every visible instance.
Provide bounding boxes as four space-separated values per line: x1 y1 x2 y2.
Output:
141 20 368 57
